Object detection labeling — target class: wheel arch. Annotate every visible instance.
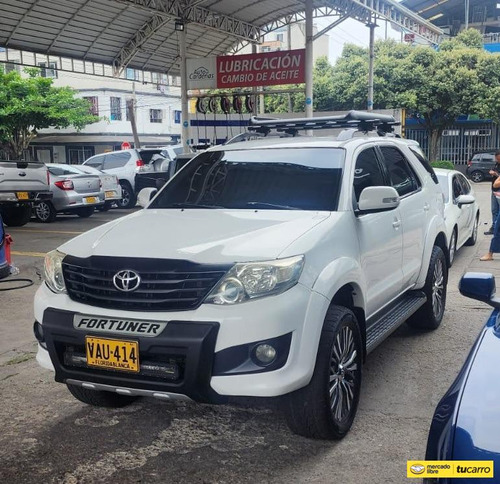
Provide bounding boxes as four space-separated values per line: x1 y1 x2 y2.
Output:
331 283 367 361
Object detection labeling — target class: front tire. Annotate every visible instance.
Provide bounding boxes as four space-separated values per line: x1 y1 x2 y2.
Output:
67 383 138 408
282 305 362 440
1 204 32 226
464 215 479 246
470 170 484 183
449 228 457 266
34 201 57 223
407 246 447 330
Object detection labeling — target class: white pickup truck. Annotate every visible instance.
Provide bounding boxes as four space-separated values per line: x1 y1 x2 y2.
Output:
0 160 52 226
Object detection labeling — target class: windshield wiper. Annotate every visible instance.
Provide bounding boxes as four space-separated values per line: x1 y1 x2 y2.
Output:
245 201 301 210
169 202 224 209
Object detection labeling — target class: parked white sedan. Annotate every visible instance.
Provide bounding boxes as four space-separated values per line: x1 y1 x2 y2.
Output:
435 168 480 265
74 165 122 211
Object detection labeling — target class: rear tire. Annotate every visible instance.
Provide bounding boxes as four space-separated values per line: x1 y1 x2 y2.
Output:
75 206 94 218
282 305 362 440
407 246 447 330
67 383 138 408
116 182 136 209
1 204 32 227
464 215 479 246
34 201 57 223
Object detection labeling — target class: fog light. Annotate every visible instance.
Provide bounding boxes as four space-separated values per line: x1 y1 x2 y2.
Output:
33 321 47 349
254 344 277 365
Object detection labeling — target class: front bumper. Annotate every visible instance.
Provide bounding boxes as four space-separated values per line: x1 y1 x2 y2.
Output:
35 282 330 401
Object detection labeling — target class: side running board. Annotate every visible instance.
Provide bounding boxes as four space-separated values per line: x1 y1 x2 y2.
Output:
366 292 427 353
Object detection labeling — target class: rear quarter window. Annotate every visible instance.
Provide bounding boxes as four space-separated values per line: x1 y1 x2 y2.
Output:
103 152 131 169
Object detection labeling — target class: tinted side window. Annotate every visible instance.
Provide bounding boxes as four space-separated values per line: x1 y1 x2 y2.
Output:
353 148 386 202
85 155 105 169
452 176 462 200
380 146 420 197
103 152 131 169
409 146 439 184
483 154 495 162
458 174 471 194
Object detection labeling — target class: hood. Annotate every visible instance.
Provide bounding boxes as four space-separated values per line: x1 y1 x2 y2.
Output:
59 208 331 263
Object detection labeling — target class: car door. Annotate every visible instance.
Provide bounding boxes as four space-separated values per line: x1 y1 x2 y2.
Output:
378 145 425 289
353 147 403 317
456 174 475 246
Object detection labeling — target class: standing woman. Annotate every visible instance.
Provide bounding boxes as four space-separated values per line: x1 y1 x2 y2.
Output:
480 174 500 260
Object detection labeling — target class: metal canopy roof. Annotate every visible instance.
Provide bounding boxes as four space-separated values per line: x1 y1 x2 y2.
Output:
401 0 497 28
0 0 443 77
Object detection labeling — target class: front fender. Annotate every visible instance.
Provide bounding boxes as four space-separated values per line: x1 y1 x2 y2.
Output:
312 256 366 311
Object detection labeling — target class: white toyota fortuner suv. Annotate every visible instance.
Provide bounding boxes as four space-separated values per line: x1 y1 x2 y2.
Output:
34 112 450 440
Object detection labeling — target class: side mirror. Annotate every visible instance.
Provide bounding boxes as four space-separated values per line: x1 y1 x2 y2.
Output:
456 194 475 207
357 186 400 214
137 187 158 208
459 272 500 308
156 178 168 189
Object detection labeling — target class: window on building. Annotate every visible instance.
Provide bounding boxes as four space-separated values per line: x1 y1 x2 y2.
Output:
276 33 284 42
4 61 20 73
110 97 122 121
150 109 163 123
83 96 99 116
126 68 139 81
38 61 58 78
67 146 95 164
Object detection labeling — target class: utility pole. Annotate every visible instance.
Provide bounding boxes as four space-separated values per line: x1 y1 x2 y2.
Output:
367 17 376 111
126 98 140 148
465 0 470 29
287 24 293 113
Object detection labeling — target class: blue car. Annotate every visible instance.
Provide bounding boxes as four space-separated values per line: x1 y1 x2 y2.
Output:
426 272 500 482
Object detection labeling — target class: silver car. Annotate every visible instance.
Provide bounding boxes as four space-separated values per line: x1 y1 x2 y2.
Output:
72 165 122 211
34 164 103 223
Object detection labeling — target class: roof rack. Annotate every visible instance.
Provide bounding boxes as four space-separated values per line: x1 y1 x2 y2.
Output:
247 110 399 136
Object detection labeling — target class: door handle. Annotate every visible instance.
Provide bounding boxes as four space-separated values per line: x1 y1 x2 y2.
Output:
392 219 401 229
424 203 430 212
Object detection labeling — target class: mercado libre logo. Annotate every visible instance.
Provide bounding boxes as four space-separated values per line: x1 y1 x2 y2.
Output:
407 461 494 479
410 464 425 475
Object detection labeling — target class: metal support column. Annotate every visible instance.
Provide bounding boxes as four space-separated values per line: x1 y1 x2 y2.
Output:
367 19 376 111
179 24 189 152
305 0 313 120
465 0 470 29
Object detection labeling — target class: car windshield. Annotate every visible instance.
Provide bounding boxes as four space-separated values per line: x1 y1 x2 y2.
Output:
436 174 449 203
149 148 344 211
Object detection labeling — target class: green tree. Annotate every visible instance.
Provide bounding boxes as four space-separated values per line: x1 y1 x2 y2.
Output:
0 68 99 159
329 30 500 161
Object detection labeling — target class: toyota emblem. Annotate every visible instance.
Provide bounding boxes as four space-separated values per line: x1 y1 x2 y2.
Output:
113 270 141 292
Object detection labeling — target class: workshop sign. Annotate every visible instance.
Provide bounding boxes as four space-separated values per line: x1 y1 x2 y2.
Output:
186 49 305 90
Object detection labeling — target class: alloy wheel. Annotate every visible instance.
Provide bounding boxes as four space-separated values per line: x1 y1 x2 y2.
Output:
36 202 51 222
432 257 445 319
329 325 358 423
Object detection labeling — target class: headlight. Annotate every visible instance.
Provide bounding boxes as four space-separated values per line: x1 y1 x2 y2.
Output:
205 255 304 305
44 250 67 293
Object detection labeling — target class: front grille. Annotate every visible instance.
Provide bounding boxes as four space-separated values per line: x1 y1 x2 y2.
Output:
62 255 230 312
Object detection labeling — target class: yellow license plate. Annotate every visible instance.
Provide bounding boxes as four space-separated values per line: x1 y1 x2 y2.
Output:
85 336 139 373
105 191 114 198
17 191 29 200
85 196 97 204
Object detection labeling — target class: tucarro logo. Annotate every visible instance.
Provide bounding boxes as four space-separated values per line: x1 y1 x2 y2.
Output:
113 270 141 292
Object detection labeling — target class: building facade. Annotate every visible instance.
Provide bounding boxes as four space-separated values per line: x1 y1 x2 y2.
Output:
1 49 182 163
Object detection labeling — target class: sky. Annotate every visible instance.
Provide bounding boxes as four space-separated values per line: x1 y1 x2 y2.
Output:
315 17 402 64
